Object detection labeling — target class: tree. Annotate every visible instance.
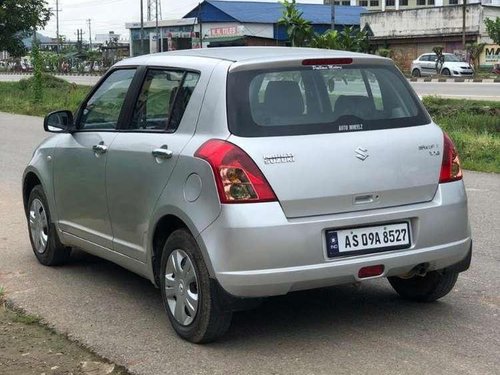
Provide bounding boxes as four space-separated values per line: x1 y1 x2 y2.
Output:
278 0 312 47
484 17 500 45
310 28 369 52
0 0 51 56
280 1 369 52
432 46 444 74
466 42 486 72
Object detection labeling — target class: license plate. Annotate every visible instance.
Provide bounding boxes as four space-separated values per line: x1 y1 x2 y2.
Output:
325 222 411 258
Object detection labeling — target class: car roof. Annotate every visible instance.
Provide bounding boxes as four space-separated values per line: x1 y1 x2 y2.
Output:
117 47 388 67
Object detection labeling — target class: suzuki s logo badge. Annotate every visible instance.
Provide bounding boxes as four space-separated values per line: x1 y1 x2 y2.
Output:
355 147 369 161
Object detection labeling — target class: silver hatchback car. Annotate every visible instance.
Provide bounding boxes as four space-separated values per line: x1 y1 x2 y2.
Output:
23 47 471 343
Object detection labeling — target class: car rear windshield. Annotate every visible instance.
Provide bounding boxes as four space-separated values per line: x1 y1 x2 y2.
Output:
227 64 430 137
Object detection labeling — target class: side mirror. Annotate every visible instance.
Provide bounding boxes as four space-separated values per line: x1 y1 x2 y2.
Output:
44 110 73 133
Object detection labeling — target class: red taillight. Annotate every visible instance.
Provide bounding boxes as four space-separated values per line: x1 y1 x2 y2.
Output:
358 265 385 279
439 132 463 183
194 139 277 204
302 58 353 66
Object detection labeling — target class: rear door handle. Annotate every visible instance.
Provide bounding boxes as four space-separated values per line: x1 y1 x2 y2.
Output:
92 142 108 155
152 145 173 160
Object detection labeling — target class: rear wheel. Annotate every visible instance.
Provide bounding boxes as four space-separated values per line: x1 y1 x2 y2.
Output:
27 185 71 266
388 270 458 302
160 229 232 343
411 68 421 77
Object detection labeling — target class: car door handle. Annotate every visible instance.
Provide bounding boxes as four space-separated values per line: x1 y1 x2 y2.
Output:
152 145 173 160
92 142 108 155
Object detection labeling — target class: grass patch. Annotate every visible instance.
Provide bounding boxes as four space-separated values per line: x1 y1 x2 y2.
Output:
423 97 500 173
0 286 4 302
0 74 90 117
10 311 42 325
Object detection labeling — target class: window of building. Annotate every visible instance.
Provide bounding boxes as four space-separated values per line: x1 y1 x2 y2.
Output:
449 0 458 4
342 1 351 5
386 0 395 5
369 0 379 6
428 0 435 4
359 0 368 5
400 0 408 5
416 0 426 5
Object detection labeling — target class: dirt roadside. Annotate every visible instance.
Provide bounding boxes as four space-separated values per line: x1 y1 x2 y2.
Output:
0 289 129 375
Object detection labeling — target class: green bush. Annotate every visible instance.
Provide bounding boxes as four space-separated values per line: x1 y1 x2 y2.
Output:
423 97 500 173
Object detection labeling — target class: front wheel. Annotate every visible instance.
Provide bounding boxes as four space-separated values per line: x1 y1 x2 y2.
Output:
441 68 451 76
160 229 232 343
388 270 458 302
411 68 421 77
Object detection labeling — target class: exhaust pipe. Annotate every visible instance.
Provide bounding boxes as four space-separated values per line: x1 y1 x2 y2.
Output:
399 263 430 279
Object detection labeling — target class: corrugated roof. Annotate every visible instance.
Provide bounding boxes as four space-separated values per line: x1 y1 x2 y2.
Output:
184 1 365 25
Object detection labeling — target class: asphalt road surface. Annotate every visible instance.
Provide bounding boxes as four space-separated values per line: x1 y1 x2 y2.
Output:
0 73 498 100
0 112 499 375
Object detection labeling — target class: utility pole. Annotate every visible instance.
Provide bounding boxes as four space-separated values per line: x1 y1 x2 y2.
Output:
87 19 92 50
330 0 336 31
462 0 467 49
140 0 144 55
156 0 159 52
56 0 60 53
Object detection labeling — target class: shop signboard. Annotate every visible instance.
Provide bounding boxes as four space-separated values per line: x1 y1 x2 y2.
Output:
480 44 500 66
208 25 244 39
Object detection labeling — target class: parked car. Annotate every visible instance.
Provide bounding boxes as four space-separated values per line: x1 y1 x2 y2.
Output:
411 53 474 77
23 47 472 343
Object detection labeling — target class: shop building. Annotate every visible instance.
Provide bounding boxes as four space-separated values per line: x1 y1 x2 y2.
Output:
361 3 500 69
126 0 366 56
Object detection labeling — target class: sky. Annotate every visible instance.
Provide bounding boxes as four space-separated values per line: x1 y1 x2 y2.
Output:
42 0 323 41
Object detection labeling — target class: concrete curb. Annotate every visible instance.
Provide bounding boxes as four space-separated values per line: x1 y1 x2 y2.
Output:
0 72 102 77
408 77 499 83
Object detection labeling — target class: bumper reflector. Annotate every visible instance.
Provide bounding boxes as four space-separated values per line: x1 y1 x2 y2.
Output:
358 265 385 279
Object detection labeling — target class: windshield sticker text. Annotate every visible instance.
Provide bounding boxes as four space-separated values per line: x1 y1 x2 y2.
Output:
338 124 363 132
311 65 343 70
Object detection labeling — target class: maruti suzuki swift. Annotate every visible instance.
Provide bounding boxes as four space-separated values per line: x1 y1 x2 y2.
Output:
23 47 471 343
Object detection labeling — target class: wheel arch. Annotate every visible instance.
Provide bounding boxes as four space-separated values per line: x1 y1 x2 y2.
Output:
150 211 216 287
22 170 43 214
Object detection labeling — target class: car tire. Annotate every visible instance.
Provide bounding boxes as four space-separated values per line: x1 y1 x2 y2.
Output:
411 69 421 77
27 185 71 266
441 68 451 76
388 270 459 302
160 229 232 343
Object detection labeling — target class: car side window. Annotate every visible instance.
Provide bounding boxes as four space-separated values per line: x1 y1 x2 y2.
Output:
129 70 200 131
78 69 136 130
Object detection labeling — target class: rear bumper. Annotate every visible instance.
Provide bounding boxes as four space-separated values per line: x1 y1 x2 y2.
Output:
198 181 471 297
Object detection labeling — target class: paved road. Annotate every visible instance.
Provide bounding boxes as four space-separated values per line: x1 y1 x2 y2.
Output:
411 82 500 101
0 112 499 375
0 73 498 100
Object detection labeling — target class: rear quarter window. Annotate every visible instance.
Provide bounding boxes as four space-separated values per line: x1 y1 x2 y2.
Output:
227 64 430 137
